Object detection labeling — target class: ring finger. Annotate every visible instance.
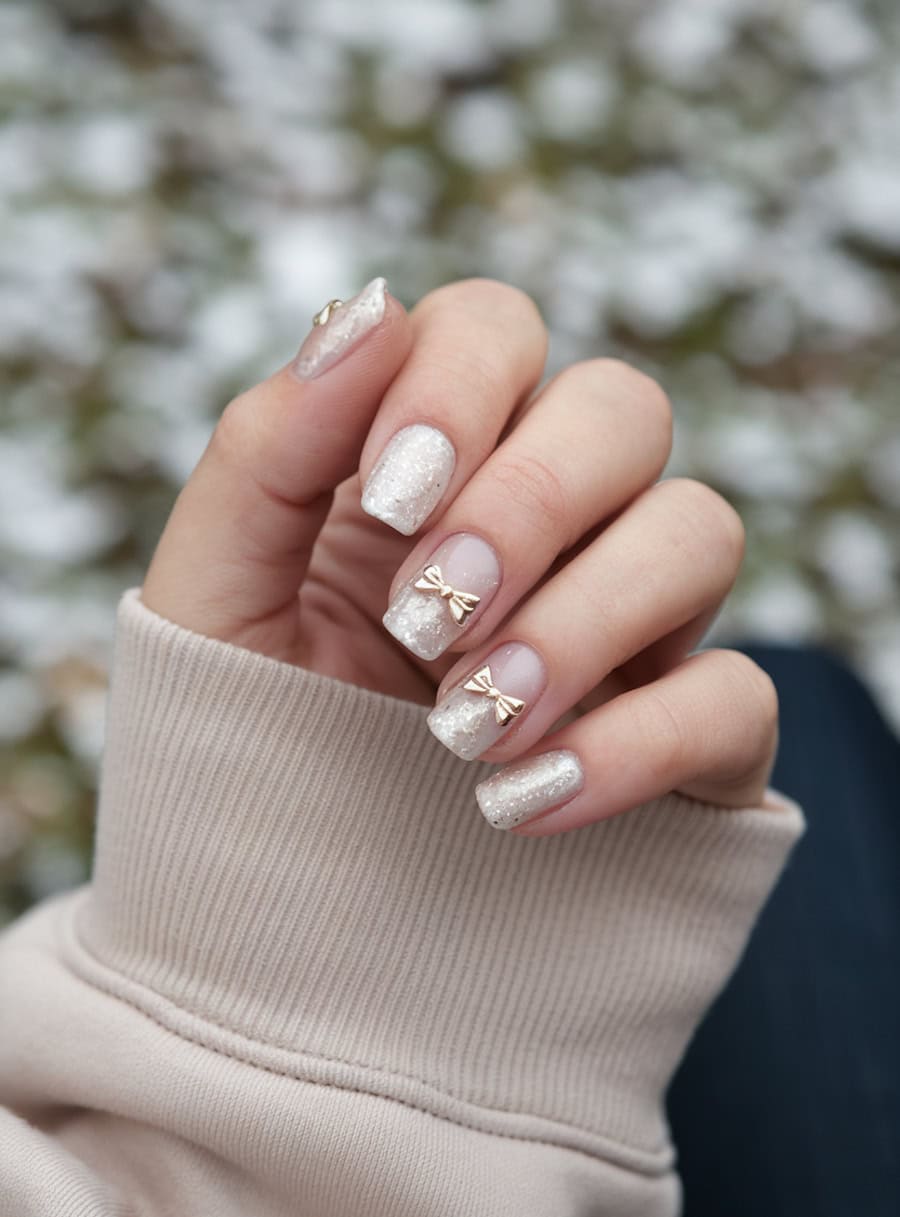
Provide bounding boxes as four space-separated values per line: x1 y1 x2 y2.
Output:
425 477 745 761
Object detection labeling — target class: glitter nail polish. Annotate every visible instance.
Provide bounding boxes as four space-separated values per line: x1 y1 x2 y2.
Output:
362 424 456 535
383 533 501 660
426 641 546 760
291 277 387 380
475 749 584 830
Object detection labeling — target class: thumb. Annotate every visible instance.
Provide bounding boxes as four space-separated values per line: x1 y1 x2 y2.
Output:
141 278 412 645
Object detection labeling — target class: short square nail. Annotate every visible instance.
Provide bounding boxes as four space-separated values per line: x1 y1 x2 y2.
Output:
361 424 456 535
291 276 387 381
383 533 501 660
426 641 547 760
475 749 585 830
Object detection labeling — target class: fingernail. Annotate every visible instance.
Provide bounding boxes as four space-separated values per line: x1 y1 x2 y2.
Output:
383 533 501 660
291 276 387 381
362 424 456 535
426 641 546 760
475 749 584 830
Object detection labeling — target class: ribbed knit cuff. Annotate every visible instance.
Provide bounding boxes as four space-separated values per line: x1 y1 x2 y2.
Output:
73 589 804 1172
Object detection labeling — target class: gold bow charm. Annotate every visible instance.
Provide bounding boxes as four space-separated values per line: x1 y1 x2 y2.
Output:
463 665 526 725
414 564 481 625
312 298 344 327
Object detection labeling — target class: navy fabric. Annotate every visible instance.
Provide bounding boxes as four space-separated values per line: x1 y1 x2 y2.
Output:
667 644 900 1215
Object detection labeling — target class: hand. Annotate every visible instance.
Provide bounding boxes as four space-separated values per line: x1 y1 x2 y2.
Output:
142 278 778 834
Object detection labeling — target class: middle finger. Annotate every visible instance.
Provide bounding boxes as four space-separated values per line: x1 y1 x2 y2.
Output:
381 359 672 663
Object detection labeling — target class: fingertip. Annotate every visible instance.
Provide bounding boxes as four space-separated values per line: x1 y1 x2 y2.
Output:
288 277 411 383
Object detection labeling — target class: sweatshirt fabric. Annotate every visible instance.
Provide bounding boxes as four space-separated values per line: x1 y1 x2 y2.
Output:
0 588 805 1216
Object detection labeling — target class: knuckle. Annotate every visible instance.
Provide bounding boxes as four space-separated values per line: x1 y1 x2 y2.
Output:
414 280 548 400
208 391 261 471
598 358 673 439
480 279 542 325
553 358 673 464
731 651 779 733
453 278 543 322
631 686 691 781
661 478 746 571
710 649 780 756
208 391 305 510
420 278 545 333
425 344 509 413
491 451 571 539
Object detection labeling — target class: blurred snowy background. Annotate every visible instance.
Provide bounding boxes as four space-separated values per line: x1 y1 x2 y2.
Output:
1 0 899 921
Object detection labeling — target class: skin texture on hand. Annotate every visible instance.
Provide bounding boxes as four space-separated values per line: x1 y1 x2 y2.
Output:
141 278 778 833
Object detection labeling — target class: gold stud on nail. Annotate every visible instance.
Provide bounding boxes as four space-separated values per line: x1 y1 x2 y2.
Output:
414 564 481 625
312 299 344 327
463 665 526 725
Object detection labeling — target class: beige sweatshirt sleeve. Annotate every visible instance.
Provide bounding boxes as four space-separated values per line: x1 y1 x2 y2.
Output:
0 589 804 1217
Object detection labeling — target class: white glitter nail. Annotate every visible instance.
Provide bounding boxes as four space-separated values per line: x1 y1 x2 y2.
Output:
383 584 452 660
362 424 456 535
475 750 584 830
383 534 500 660
291 277 386 380
426 688 499 760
